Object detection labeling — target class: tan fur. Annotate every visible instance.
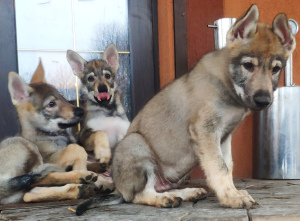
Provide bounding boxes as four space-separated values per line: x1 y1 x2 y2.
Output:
47 144 88 171
112 5 295 209
30 59 45 84
0 61 111 204
85 130 111 164
33 170 97 186
23 184 94 202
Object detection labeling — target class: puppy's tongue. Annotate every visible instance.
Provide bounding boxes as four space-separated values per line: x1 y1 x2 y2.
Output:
97 92 110 101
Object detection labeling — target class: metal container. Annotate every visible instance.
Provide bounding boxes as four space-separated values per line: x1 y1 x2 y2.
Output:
253 19 300 179
253 87 300 179
208 18 300 179
208 18 236 50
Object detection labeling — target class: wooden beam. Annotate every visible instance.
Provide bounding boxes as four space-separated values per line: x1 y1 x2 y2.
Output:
157 0 175 88
174 0 188 78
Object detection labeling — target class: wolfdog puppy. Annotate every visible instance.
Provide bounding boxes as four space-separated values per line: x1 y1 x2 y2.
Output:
76 5 295 215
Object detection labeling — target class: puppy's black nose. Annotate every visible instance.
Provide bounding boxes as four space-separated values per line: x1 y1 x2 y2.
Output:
253 90 271 108
74 107 84 118
98 84 108 93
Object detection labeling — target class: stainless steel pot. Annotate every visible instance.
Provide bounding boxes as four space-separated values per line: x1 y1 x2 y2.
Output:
253 86 300 179
253 19 300 179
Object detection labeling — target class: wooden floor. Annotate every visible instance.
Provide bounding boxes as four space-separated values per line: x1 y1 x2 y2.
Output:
1 179 300 221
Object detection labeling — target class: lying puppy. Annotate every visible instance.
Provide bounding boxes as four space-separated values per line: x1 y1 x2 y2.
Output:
0 61 106 204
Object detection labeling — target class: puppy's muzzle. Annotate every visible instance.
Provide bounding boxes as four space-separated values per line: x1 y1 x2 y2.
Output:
74 107 84 118
98 84 108 93
253 90 271 108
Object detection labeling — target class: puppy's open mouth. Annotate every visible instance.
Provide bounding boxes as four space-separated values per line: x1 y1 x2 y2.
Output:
58 121 79 129
94 92 111 104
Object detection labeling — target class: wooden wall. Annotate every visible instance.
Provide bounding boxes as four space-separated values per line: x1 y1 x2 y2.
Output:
158 0 300 178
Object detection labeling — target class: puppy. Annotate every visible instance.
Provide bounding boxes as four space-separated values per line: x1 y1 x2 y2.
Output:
75 5 296 215
0 61 99 204
67 44 130 167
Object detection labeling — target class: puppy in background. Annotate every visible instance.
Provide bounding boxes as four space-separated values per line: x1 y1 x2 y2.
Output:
0 61 99 204
67 44 130 168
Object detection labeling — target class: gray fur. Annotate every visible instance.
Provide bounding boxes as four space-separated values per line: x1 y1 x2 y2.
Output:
111 5 296 209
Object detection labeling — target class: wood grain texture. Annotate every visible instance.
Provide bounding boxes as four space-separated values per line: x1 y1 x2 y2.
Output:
2 179 300 220
157 0 175 88
174 0 188 79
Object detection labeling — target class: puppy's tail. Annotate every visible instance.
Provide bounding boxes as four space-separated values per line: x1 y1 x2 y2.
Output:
76 193 124 216
0 164 61 200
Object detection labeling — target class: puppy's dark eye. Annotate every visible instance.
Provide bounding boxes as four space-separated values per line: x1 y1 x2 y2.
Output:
47 101 56 108
87 76 94 82
243 62 254 72
105 73 111 79
272 66 281 74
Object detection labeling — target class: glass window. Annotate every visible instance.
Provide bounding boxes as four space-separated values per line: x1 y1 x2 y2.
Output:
15 0 131 116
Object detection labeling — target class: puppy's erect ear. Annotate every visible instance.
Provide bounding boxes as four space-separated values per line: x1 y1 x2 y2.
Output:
102 44 119 72
30 58 45 84
66 50 87 78
226 4 259 44
273 13 296 53
8 72 33 105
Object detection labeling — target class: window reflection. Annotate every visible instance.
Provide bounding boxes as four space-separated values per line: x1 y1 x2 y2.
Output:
15 0 131 116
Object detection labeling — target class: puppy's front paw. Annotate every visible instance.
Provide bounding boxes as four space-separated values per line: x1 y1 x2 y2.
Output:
87 162 107 173
218 188 258 209
95 147 111 165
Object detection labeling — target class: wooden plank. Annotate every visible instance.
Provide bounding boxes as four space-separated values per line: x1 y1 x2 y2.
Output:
1 179 300 220
0 202 195 221
0 199 83 210
157 0 175 88
249 205 300 221
174 0 188 78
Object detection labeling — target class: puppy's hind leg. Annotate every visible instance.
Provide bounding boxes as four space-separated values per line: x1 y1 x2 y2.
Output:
47 144 88 171
23 184 95 202
168 188 207 203
132 175 207 207
113 133 182 208
32 170 98 186
132 174 183 208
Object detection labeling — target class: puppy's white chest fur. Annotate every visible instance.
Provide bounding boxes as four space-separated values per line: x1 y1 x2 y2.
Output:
86 115 130 148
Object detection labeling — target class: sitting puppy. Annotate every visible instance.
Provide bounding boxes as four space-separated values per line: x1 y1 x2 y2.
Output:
67 44 130 167
75 5 296 215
